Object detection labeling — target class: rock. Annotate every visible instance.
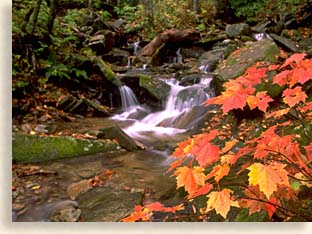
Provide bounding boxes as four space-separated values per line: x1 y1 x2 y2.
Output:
57 95 111 117
89 30 116 55
198 49 225 72
181 47 206 59
98 125 139 151
50 205 81 222
179 74 202 86
214 39 280 82
269 33 302 52
76 169 96 179
251 21 272 33
67 179 93 200
120 73 170 104
77 186 142 221
226 23 251 38
102 48 130 66
12 133 119 163
94 57 122 86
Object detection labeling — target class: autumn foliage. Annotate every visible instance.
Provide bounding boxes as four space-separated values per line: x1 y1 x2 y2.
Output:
122 53 312 222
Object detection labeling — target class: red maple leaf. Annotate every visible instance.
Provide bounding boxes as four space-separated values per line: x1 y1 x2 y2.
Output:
247 91 273 112
280 53 307 69
282 86 307 107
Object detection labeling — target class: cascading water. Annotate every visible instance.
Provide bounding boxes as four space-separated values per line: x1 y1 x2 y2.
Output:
118 85 140 111
114 73 214 143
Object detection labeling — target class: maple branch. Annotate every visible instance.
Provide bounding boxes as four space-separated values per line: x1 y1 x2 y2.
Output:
267 149 312 180
239 186 312 221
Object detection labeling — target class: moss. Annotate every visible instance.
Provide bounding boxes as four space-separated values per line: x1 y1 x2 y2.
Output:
138 74 170 100
12 133 119 163
94 57 122 86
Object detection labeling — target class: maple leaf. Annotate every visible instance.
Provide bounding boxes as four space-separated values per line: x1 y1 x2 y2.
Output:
166 158 184 173
174 166 206 195
206 189 239 219
206 164 230 183
172 138 194 157
247 91 273 112
146 202 184 213
206 79 254 113
248 163 290 199
188 183 213 199
266 108 290 119
273 70 291 86
222 146 252 165
239 186 279 218
221 139 238 154
300 101 312 113
304 143 312 162
294 172 312 188
120 205 152 222
280 53 306 69
191 142 220 167
282 86 307 107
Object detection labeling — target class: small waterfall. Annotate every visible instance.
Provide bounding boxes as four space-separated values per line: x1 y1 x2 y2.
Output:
133 41 141 55
176 48 183 64
118 85 140 111
126 57 131 69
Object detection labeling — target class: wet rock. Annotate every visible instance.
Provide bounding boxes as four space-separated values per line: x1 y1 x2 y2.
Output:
50 205 81 222
76 169 96 179
269 33 302 52
77 186 142 221
102 48 130 66
67 179 92 200
98 125 139 151
12 133 119 163
179 74 202 86
181 47 206 59
226 23 251 38
214 39 280 82
120 73 170 104
198 49 225 72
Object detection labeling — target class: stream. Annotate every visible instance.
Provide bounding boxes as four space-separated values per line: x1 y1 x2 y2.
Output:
13 67 215 222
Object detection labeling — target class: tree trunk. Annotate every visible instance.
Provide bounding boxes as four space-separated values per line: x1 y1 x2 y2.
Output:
30 0 43 34
47 0 58 35
139 28 200 56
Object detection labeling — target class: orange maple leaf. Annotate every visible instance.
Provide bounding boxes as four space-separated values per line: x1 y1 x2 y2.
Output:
188 183 213 199
273 70 291 86
280 53 306 69
120 205 152 222
206 79 254 113
174 166 206 195
206 189 239 219
191 141 220 167
206 164 230 183
248 162 290 199
282 86 307 107
304 143 312 162
146 202 184 213
247 91 273 112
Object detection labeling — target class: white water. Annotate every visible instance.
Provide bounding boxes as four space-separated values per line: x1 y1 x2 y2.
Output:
118 85 140 111
113 74 213 142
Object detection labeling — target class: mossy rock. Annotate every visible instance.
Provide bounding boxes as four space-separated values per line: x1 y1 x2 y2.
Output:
139 74 170 101
214 39 280 82
94 57 122 86
12 133 119 163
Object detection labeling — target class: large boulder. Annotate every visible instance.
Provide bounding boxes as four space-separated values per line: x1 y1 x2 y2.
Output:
214 39 280 82
12 133 119 163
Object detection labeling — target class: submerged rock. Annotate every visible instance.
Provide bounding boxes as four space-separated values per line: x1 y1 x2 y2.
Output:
98 125 139 151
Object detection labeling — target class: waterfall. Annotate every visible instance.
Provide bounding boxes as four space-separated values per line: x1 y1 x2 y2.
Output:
133 41 141 55
176 48 183 64
118 85 140 111
113 74 214 142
